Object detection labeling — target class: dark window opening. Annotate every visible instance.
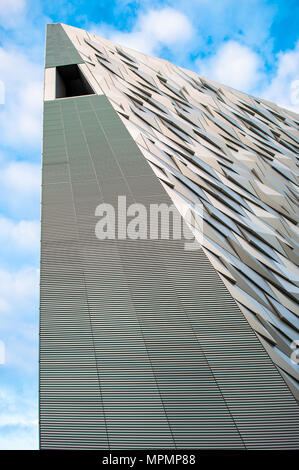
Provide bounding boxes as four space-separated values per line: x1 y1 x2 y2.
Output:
56 64 95 98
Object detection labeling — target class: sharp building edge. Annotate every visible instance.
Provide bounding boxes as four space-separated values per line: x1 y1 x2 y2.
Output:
40 23 299 449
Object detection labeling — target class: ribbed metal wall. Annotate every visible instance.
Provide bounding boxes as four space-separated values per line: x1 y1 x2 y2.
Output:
40 94 299 449
45 24 84 68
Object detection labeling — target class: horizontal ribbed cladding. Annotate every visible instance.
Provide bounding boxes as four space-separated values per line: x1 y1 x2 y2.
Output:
40 94 299 450
81 240 176 449
40 239 110 450
91 95 299 449
65 97 175 449
41 100 109 449
45 24 84 68
41 96 175 449
113 239 244 449
158 242 299 449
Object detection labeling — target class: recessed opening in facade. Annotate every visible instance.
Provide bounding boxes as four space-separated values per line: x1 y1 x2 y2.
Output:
56 64 95 98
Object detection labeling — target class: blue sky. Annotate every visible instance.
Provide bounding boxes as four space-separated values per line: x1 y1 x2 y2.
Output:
0 0 298 449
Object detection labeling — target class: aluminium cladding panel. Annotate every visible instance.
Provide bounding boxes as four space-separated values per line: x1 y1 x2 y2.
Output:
45 24 84 69
40 94 299 450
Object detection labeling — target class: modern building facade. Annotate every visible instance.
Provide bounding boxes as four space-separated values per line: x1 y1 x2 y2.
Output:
40 23 299 449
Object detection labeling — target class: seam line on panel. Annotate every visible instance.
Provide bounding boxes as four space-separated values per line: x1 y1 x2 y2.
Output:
62 99 111 449
160 246 248 449
88 96 178 449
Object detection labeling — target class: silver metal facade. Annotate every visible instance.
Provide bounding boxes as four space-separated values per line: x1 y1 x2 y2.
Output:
40 24 299 449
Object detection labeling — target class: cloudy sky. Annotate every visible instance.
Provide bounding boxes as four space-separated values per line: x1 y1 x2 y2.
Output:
0 0 298 449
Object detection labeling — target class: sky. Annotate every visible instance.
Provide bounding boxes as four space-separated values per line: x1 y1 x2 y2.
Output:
0 0 298 449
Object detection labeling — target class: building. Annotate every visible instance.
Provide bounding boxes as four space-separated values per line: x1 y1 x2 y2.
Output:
40 23 299 449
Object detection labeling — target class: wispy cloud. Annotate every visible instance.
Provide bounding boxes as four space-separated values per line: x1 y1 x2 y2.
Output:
0 386 38 450
0 216 40 253
262 41 299 111
0 47 43 149
89 2 299 111
0 266 39 316
0 161 40 218
196 39 299 111
91 7 193 56
1 161 40 195
197 40 264 93
0 266 39 374
0 0 27 29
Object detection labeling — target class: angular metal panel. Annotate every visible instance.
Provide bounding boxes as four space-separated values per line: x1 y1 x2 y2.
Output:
40 94 299 449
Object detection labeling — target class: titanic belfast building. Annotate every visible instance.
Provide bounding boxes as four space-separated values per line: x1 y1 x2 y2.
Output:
40 23 299 449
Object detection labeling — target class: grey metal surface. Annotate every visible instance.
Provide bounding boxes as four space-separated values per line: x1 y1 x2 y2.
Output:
40 94 299 449
59 23 299 397
45 24 84 69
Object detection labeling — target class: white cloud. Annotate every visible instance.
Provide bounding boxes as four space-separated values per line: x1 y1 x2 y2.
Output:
197 40 263 93
0 0 26 28
0 266 39 375
196 39 299 113
4 325 38 375
0 216 39 253
1 161 40 195
0 0 25 13
0 47 43 148
0 267 39 312
262 41 299 112
0 429 38 450
108 30 154 56
0 263 38 381
15 80 43 141
93 7 193 55
0 387 38 450
0 298 9 314
0 161 41 217
138 8 193 46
